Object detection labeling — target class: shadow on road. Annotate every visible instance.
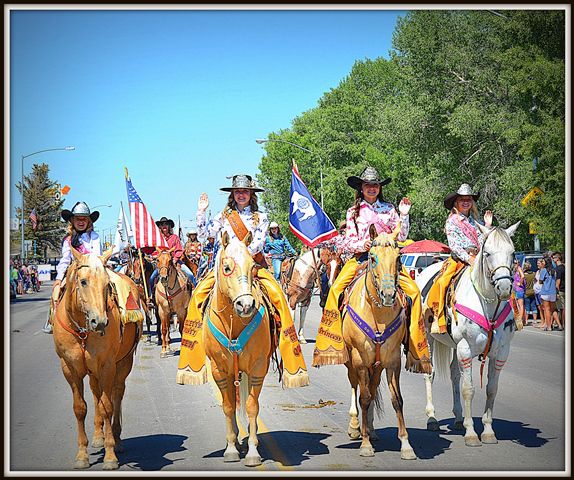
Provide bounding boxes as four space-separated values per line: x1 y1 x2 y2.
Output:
203 430 330 467
11 296 48 304
91 434 187 470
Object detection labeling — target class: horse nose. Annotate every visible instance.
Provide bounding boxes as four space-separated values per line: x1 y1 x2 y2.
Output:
89 316 108 334
234 295 255 317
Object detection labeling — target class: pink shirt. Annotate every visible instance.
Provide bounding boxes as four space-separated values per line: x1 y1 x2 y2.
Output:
153 233 184 262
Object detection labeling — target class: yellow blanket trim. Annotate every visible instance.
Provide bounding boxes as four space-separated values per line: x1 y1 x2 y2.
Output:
176 364 208 385
312 345 350 367
282 368 310 388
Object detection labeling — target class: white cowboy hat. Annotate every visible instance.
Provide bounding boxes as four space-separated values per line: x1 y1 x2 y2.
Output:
220 174 265 193
61 201 100 223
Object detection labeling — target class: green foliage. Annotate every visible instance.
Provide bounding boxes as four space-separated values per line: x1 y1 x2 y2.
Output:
16 163 66 257
257 10 565 253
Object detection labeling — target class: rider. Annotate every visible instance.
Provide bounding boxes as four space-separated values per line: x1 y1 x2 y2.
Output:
264 221 297 281
184 230 203 266
197 234 216 279
148 217 196 296
177 174 309 388
426 183 493 334
46 202 102 333
313 165 431 374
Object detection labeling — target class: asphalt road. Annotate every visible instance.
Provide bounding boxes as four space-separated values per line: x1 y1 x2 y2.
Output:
7 281 569 474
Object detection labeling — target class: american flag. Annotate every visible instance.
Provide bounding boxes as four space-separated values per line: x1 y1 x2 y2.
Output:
29 208 38 230
125 172 168 249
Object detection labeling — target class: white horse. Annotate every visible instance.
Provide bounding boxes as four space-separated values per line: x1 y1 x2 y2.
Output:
416 222 520 446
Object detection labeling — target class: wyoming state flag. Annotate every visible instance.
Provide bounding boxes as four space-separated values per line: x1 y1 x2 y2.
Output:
289 162 337 247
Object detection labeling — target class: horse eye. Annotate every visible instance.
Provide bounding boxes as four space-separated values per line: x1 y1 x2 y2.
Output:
80 279 88 287
483 252 490 258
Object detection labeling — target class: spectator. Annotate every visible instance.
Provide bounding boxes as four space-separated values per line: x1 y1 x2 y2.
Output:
10 263 19 297
534 259 545 328
552 252 565 329
20 263 31 293
197 234 217 280
523 261 537 327
512 260 526 327
538 257 563 331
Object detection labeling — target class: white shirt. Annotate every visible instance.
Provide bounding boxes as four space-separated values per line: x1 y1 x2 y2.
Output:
56 231 102 280
197 206 268 256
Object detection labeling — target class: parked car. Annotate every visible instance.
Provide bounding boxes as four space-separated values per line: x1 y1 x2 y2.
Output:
401 253 450 280
515 251 545 273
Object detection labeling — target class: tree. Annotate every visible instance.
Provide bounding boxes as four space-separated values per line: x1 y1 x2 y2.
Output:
16 163 66 258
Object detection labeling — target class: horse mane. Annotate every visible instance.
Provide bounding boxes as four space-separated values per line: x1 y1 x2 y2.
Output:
473 226 512 297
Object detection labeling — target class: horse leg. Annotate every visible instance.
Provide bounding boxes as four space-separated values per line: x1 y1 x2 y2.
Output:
244 371 267 467
298 304 309 344
385 364 417 460
61 360 90 469
99 363 120 469
346 366 361 440
111 354 135 454
450 350 464 430
367 366 383 442
212 368 240 462
481 345 509 444
457 340 481 447
424 337 439 431
357 368 375 457
89 376 104 449
160 308 169 358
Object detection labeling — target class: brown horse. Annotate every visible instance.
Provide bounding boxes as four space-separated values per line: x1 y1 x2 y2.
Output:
342 225 416 459
204 231 272 467
182 247 200 278
52 248 142 470
125 251 160 344
319 246 344 309
154 248 191 357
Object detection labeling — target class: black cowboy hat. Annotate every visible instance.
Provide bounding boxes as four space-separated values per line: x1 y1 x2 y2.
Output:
443 183 480 210
220 174 265 193
347 166 391 192
155 216 175 228
61 201 100 223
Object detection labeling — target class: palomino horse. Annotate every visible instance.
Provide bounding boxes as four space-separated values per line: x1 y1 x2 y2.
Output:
52 248 142 469
416 223 520 446
204 231 272 467
125 251 159 344
154 248 192 358
342 225 417 459
281 248 323 344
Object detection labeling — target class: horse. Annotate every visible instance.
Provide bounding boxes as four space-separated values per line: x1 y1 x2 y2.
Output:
154 248 192 358
319 246 343 309
281 248 323 344
342 224 417 459
52 248 143 469
204 231 273 467
416 222 520 446
182 246 200 279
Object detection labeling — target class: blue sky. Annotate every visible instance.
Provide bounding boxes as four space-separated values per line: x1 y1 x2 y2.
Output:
9 7 405 243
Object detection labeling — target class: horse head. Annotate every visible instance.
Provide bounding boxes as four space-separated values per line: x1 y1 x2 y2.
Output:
70 247 114 334
217 231 257 317
155 247 176 282
475 222 520 301
367 223 402 307
285 249 317 309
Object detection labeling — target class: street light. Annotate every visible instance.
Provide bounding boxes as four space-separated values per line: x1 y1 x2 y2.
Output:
20 146 75 259
256 138 324 208
92 204 112 209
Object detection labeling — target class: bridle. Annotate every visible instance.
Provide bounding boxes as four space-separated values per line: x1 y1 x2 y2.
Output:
365 239 400 308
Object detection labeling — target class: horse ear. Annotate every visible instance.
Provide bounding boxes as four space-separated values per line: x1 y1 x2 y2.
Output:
369 224 377 240
100 248 114 265
391 221 402 240
476 222 491 236
222 231 230 248
505 221 521 238
244 231 253 246
71 246 82 263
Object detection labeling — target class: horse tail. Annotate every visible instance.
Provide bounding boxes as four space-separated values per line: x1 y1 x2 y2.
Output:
432 340 452 381
373 380 385 420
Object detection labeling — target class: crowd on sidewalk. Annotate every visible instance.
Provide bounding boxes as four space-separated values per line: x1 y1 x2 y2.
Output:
9 258 42 298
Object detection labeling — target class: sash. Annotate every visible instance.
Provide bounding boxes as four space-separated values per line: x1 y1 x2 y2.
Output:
452 214 480 249
222 208 268 267
67 236 90 254
454 302 512 331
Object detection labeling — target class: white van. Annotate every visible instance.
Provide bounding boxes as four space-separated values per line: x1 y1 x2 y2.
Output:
401 253 450 280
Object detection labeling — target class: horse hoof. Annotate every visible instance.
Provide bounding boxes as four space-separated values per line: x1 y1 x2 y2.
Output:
481 433 498 444
348 428 361 440
91 437 104 448
103 460 119 470
464 436 482 447
401 448 417 460
245 455 262 467
223 451 240 462
160 351 167 358
74 459 90 469
359 446 375 457
427 418 440 431
453 420 464 431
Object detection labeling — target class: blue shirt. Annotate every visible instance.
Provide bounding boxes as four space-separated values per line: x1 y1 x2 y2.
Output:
538 268 557 296
263 234 296 259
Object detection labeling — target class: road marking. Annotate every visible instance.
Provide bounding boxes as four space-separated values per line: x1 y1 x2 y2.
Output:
206 361 293 470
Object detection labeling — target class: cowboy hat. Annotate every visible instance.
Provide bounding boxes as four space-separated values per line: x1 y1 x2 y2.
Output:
61 201 100 223
155 216 175 228
443 183 480 210
347 166 391 192
220 174 265 193
269 221 279 229
187 230 198 236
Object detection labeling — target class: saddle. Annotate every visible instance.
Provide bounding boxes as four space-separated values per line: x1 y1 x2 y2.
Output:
437 265 468 334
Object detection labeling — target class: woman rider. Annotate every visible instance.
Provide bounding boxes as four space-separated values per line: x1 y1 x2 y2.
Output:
176 174 309 388
264 221 297 281
426 183 493 334
313 166 431 374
